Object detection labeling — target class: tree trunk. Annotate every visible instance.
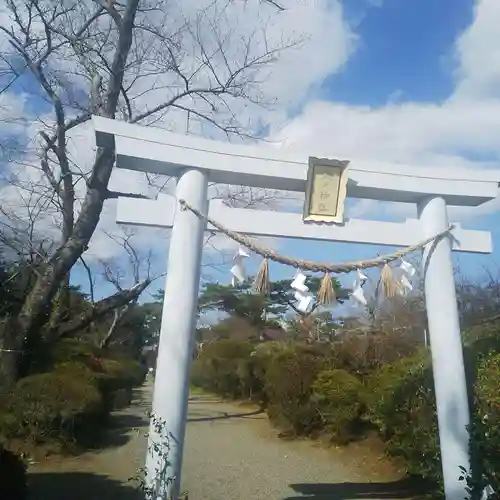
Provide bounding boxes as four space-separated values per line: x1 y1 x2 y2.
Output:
48 276 70 331
0 147 116 392
59 282 148 339
0 0 140 393
0 319 20 396
98 307 124 349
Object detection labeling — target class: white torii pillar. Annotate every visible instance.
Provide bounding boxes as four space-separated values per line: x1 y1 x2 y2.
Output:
419 196 471 498
145 169 208 499
93 116 498 500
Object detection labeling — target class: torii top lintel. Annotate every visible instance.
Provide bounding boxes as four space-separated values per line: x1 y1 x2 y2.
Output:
93 116 500 207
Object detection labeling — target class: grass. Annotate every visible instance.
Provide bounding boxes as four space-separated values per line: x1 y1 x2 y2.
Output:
189 385 205 396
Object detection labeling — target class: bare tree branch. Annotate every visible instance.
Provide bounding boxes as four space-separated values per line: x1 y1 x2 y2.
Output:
78 256 95 303
0 0 301 392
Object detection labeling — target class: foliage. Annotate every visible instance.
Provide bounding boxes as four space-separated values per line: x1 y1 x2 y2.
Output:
198 281 287 327
198 277 350 327
189 270 500 499
311 369 365 443
1 244 150 452
0 446 27 500
0 336 146 453
330 332 420 378
207 316 263 342
97 357 146 402
191 340 258 399
465 352 500 498
0 367 104 447
50 338 100 367
191 326 500 498
365 351 441 484
132 300 163 347
456 272 500 328
286 310 343 342
264 344 328 434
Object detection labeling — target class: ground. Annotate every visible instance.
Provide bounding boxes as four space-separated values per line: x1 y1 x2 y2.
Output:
27 381 417 500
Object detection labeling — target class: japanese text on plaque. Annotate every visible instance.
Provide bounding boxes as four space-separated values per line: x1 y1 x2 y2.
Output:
309 165 341 216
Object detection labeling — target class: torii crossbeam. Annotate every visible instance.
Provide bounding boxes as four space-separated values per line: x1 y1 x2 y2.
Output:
93 116 499 500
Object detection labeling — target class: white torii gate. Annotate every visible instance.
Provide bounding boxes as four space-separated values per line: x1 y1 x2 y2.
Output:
93 116 498 500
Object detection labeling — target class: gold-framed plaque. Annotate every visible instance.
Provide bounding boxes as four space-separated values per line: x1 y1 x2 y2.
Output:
303 157 349 224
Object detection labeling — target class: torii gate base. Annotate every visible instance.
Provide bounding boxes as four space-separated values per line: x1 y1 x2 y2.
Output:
93 116 498 500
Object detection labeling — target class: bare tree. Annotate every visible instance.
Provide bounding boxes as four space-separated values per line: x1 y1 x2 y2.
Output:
0 0 297 392
95 227 164 349
342 257 427 342
456 266 500 330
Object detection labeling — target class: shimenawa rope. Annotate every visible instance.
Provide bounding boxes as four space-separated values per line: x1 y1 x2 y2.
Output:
179 198 453 274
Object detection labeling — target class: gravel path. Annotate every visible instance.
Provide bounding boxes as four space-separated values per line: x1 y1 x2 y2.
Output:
182 394 413 500
28 381 416 500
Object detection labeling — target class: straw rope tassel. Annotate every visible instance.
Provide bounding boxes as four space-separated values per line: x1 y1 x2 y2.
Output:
178 199 453 275
254 257 270 295
317 273 336 306
380 263 399 298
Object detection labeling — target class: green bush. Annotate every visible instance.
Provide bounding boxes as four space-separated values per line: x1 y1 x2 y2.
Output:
364 341 500 494
190 327 500 497
0 446 27 500
311 369 365 443
0 335 146 456
98 358 145 387
365 350 441 485
191 340 258 399
92 358 145 410
53 360 98 380
469 352 500 495
0 367 104 447
264 344 328 435
50 339 100 368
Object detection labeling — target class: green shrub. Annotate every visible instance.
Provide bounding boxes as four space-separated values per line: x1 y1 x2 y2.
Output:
311 369 365 443
191 340 257 399
50 339 100 367
53 360 98 380
0 446 27 500
98 358 145 387
470 352 500 495
365 350 441 485
0 368 104 447
92 358 145 410
264 345 327 435
248 341 293 403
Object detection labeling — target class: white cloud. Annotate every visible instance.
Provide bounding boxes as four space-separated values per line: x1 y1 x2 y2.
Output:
271 0 500 223
454 0 500 100
0 0 356 266
4 0 500 284
274 99 500 167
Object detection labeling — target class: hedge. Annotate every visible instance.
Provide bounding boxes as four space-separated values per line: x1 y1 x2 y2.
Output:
191 339 258 399
311 369 365 443
364 351 441 484
0 364 104 448
264 344 329 434
191 332 500 496
470 352 500 495
0 339 147 454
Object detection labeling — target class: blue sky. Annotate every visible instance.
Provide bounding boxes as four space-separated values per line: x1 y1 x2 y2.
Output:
202 0 500 298
72 0 500 306
324 0 473 106
3 0 500 308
